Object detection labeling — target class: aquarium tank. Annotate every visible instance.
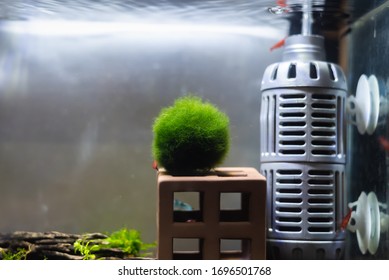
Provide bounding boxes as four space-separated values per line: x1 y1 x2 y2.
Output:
0 0 388 260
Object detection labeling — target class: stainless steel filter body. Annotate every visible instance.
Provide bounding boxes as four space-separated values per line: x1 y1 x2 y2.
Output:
260 35 347 259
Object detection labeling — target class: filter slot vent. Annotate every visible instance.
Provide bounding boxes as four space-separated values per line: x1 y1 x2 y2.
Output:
312 150 336 156
312 94 335 100
280 140 305 146
280 112 305 118
279 149 305 155
276 178 302 185
277 188 302 194
312 112 336 119
308 179 333 185
277 197 303 204
287 63 297 79
277 170 302 175
308 207 332 214
277 226 301 232
311 103 336 109
328 63 337 81
312 140 335 146
280 93 305 99
308 198 333 205
308 170 333 176
312 121 335 128
280 130 305 136
308 227 332 233
308 217 333 223
280 121 306 127
310 63 318 79
280 103 305 108
271 65 279 80
277 217 302 223
308 189 333 195
277 207 302 213
311 130 335 137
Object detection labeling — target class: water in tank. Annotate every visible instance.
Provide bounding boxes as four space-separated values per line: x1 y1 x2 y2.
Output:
0 0 387 260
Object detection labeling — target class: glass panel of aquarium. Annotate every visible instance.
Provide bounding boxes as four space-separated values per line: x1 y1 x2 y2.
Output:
0 0 286 253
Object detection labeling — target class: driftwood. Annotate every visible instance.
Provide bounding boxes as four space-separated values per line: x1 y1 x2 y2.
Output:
0 231 152 260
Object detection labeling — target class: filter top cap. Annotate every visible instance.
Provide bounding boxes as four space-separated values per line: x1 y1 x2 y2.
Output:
282 35 325 62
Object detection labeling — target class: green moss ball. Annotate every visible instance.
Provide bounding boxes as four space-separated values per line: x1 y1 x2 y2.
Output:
152 95 230 173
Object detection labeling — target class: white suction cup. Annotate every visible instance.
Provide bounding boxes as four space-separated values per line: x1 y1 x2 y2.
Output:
378 201 389 234
381 213 389 233
346 74 380 135
367 75 380 134
347 191 386 255
348 192 370 254
367 192 380 254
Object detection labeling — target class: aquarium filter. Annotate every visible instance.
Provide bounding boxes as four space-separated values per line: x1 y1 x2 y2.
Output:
260 34 347 259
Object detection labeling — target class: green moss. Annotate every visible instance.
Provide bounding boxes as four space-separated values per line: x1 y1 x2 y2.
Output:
0 247 31 260
152 95 230 173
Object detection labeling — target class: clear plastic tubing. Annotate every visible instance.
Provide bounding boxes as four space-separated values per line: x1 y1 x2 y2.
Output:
302 0 313 36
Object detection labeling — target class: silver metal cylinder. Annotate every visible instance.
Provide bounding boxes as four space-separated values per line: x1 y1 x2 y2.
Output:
260 35 348 259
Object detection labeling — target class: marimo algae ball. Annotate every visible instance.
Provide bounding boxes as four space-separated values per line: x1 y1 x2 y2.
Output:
152 95 230 174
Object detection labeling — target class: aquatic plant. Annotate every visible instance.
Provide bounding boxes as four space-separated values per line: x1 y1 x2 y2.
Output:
0 247 31 260
73 240 99 260
104 228 153 256
152 95 230 173
74 228 155 260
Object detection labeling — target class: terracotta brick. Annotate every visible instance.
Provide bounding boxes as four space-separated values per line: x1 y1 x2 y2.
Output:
157 167 266 259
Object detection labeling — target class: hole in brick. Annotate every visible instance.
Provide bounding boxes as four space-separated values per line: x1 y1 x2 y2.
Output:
220 192 241 210
174 192 199 210
219 192 249 222
220 239 251 260
173 238 203 260
173 192 203 222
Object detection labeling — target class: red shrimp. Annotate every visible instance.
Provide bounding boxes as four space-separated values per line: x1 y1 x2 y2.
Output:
270 37 286 52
